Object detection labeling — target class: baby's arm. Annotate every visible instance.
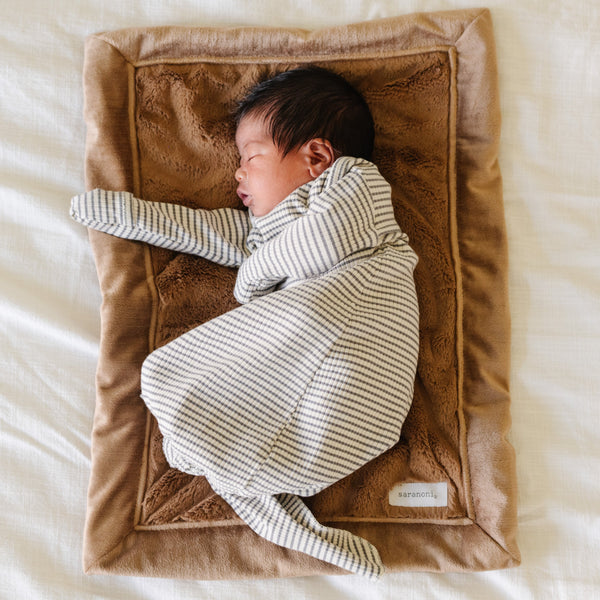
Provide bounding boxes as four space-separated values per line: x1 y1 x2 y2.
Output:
70 189 251 267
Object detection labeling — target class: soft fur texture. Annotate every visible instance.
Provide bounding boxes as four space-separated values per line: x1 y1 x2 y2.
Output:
81 8 519 578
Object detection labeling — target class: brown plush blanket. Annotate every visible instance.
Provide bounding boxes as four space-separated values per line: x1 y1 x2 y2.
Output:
81 8 519 578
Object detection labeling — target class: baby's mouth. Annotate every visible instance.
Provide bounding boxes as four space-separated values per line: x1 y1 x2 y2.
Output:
237 189 251 207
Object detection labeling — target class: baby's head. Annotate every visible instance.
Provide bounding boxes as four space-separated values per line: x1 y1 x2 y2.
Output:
234 67 374 216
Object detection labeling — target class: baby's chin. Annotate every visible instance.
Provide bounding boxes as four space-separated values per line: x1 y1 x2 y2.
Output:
248 199 287 218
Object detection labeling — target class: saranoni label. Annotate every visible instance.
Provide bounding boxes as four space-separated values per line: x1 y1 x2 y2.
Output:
389 482 448 507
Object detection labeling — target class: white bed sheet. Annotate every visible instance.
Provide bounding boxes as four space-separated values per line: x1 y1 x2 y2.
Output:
1 0 599 598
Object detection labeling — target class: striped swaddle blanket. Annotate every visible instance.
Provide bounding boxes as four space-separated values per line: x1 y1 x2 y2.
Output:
71 157 420 578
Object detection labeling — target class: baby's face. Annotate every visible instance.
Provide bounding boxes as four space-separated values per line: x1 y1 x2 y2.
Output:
235 115 314 217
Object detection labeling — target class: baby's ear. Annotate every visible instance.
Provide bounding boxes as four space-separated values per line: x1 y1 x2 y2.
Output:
305 138 336 178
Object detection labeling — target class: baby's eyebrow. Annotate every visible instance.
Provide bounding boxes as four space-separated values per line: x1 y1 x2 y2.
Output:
242 140 263 149
237 141 264 156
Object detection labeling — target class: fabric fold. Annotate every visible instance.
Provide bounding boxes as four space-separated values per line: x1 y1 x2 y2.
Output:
223 492 384 579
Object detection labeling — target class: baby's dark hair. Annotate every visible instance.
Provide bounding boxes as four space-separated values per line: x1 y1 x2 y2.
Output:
235 66 375 160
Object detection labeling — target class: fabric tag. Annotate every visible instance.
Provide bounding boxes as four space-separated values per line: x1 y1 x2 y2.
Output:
389 482 448 507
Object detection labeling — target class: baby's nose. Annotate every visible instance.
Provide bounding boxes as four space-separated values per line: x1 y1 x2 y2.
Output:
235 167 244 182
